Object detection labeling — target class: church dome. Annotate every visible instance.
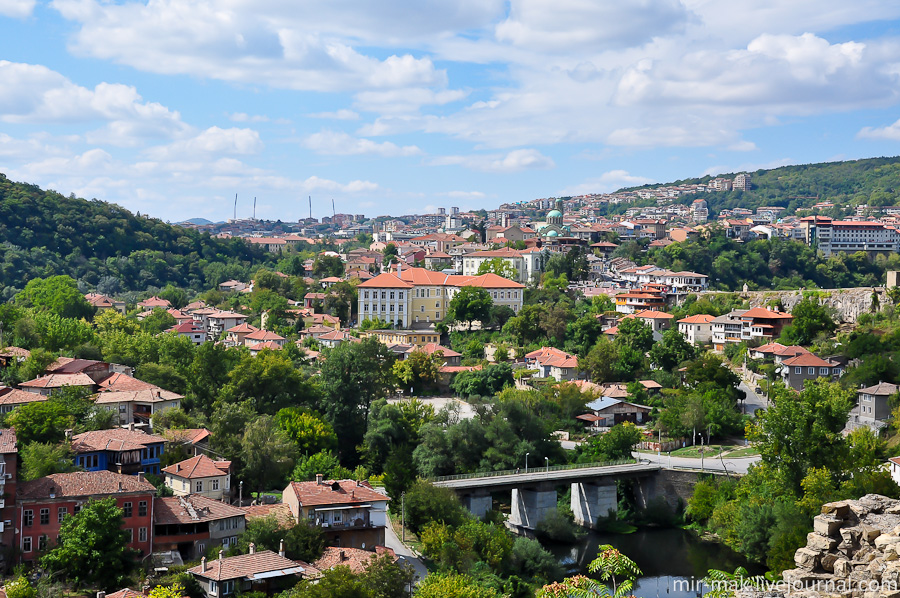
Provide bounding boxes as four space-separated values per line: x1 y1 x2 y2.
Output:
546 229 559 237
547 209 563 218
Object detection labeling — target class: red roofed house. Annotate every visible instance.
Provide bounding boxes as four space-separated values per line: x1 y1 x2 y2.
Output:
138 296 172 309
711 308 793 352
188 546 314 598
154 494 246 559
314 545 397 575
779 353 844 391
283 476 390 549
19 373 97 396
524 347 582 382
71 428 168 476
224 323 259 347
632 310 674 341
17 471 155 562
677 314 715 346
163 454 233 502
85 293 126 314
243 330 285 349
0 387 47 414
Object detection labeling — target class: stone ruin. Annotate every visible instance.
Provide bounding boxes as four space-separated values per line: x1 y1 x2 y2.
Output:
777 495 900 598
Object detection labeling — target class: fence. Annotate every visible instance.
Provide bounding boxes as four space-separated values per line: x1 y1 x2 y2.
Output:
429 458 639 483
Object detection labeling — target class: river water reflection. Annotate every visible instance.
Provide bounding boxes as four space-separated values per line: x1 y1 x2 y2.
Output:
544 528 765 598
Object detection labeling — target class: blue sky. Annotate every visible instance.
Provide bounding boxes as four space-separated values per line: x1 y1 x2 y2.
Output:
3 1 900 222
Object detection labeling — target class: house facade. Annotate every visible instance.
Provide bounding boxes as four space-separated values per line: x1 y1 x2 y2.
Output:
71 428 167 476
154 495 246 560
163 454 233 502
779 353 844 391
283 477 389 549
677 314 714 346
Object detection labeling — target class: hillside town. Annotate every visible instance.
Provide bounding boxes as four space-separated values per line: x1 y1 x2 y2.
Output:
3 171 900 598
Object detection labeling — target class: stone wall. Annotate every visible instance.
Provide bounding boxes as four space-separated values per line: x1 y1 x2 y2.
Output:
634 469 722 512
778 494 900 597
698 288 883 324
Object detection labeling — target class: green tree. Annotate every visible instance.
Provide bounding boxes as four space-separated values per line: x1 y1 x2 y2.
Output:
6 400 74 444
275 407 338 455
476 258 519 280
565 315 604 357
317 338 396 462
221 350 320 414
649 328 697 370
241 415 298 496
402 480 469 535
447 286 493 330
15 275 94 320
393 350 443 395
615 317 654 354
40 497 137 590
313 255 345 278
579 423 642 462
780 297 837 346
415 573 501 598
747 380 853 493
20 441 78 481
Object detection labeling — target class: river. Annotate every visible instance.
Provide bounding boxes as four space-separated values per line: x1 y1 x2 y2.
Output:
544 528 764 598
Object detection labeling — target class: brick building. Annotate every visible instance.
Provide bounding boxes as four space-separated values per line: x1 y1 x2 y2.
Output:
17 471 156 562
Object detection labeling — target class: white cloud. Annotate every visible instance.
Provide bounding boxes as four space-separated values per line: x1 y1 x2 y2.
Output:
143 127 264 160
431 148 555 173
51 0 452 93
496 0 691 52
308 109 360 120
303 130 421 157
858 118 900 141
354 88 468 114
300 176 379 193
0 0 34 17
560 170 654 195
441 190 486 199
228 112 271 123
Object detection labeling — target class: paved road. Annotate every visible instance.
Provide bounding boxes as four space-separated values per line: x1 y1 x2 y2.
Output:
432 462 660 490
387 396 478 420
738 379 768 415
383 511 428 585
635 451 759 474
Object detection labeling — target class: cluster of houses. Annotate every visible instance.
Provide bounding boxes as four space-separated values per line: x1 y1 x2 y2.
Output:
0 419 395 597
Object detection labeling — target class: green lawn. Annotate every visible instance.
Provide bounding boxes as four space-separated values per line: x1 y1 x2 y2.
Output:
721 446 760 458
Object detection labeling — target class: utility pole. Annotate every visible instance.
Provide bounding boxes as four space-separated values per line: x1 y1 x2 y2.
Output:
401 492 405 542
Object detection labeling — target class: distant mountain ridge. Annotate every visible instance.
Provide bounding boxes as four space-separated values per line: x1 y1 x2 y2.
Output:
620 155 900 216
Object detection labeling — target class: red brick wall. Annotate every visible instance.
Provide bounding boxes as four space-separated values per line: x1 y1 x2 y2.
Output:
18 493 154 560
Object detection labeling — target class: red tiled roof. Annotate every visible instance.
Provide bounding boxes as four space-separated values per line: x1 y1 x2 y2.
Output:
97 372 160 392
677 314 715 324
0 389 47 406
248 341 284 351
0 428 16 454
164 428 210 445
154 495 245 525
226 323 259 334
634 310 673 319
188 551 311 581
287 479 388 507
139 296 172 308
740 307 793 320
244 330 285 342
241 503 296 527
781 353 837 368
0 346 30 359
18 470 155 500
20 373 95 389
162 454 231 479
357 273 414 289
106 589 144 598
94 389 183 404
71 428 166 453
313 546 396 574
48 358 107 374
417 343 461 358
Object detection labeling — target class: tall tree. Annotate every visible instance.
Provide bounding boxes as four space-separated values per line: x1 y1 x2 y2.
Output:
446 286 493 330
241 415 298 496
41 497 137 590
15 275 94 320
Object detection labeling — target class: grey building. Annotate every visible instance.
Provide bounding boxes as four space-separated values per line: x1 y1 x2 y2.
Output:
850 382 898 432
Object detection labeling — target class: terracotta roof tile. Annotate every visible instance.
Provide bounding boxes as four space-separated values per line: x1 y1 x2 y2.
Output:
188 551 311 581
162 454 231 479
71 428 166 453
154 495 245 525
287 479 388 507
18 470 155 500
313 546 396 574
98 373 160 392
0 428 16 454
20 373 96 389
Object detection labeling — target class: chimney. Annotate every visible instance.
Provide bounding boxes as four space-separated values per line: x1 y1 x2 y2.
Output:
279 539 285 558
249 543 255 555
176 463 181 472
142 586 149 596
97 592 106 598
201 557 207 572
128 422 135 431
339 550 346 562
118 482 124 492
218 551 223 578
138 472 145 483
315 473 323 485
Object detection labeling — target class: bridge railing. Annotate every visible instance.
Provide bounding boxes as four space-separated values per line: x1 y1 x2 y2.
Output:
429 458 641 483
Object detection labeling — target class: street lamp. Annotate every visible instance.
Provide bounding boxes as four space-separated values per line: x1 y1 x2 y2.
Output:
545 457 549 472
239 480 243 507
525 452 530 473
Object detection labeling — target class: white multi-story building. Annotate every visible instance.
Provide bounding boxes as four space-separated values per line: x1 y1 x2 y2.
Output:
677 314 715 346
460 247 544 283
799 216 900 257
733 173 751 191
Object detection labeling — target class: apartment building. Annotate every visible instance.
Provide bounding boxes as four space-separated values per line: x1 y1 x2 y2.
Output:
677 315 715 346
711 308 794 352
798 216 900 257
460 247 544 283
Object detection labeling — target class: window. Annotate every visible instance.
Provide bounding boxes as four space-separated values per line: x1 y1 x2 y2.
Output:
196 481 203 492
38 536 47 551
222 581 234 595
794 367 801 375
126 528 133 542
73 505 81 514
123 502 133 518
139 527 147 542
139 501 147 517
209 581 218 596
333 511 342 524
57 507 67 523
212 479 220 491
808 367 815 375
820 367 830 376
389 292 395 299
40 508 49 525
23 537 31 553
24 510 33 527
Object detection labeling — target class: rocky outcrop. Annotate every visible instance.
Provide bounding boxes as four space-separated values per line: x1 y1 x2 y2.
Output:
699 288 883 324
763 495 900 598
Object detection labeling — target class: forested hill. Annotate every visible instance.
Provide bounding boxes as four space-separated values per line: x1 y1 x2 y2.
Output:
625 156 900 216
0 173 274 299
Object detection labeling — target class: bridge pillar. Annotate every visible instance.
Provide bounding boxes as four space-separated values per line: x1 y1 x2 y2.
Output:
571 481 617 528
509 488 557 529
461 492 492 519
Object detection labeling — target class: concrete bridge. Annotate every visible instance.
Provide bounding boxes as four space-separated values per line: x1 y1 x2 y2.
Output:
431 460 667 530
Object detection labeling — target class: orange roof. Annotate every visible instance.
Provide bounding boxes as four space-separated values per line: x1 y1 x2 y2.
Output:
155 495 245 525
20 373 95 389
357 273 414 289
0 388 46 406
72 428 166 453
782 353 837 368
187 550 311 581
634 310 673 319
677 314 715 324
740 307 793 320
163 454 231 479
245 330 285 341
314 546 396 574
226 322 259 334
248 341 284 351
